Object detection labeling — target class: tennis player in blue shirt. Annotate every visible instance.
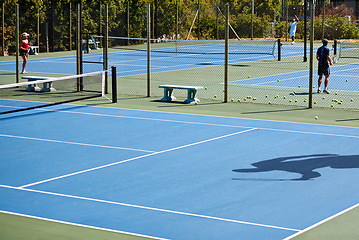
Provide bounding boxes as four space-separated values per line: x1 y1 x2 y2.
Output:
317 39 333 94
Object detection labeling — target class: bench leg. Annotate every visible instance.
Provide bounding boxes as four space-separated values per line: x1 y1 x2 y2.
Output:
161 88 176 102
184 89 199 104
41 82 56 92
25 80 41 92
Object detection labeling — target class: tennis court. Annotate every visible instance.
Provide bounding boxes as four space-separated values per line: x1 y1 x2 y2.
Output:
1 38 359 239
1 103 359 240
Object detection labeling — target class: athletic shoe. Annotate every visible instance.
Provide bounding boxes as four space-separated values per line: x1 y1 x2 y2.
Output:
291 41 294 45
21 71 27 74
317 89 321 93
323 89 330 94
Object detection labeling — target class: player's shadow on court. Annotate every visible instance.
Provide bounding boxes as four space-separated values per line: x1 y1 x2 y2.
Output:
233 154 359 181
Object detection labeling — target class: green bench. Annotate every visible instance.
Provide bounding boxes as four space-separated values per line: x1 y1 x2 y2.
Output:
159 85 204 104
22 76 56 92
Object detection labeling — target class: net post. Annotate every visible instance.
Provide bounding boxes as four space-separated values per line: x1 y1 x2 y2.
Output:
333 39 337 56
76 2 83 91
15 4 19 83
111 66 117 103
308 0 315 109
278 39 281 61
147 3 151 97
224 4 229 103
104 4 109 94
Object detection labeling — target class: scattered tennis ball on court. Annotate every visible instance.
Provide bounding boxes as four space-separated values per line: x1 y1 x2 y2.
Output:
205 87 208 90
351 99 354 101
323 97 325 99
298 85 301 88
315 116 318 120
244 98 247 101
331 104 334 107
268 101 271 104
338 101 342 104
265 95 268 98
231 99 234 101
313 86 316 88
195 102 198 105
283 96 286 99
277 79 280 82
295 99 298 102
214 95 217 98
238 99 241 102
248 75 250 78
346 79 348 82
293 59 296 61
335 92 338 95
253 97 257 100
314 101 317 104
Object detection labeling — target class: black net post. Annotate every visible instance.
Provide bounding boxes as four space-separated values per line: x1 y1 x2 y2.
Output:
111 66 117 103
278 39 281 61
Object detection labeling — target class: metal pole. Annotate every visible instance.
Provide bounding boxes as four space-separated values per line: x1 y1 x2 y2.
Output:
147 3 151 97
111 66 117 103
322 0 325 39
2 3 4 56
304 0 307 62
224 4 229 103
15 4 19 83
309 0 315 108
69 3 72 51
37 8 40 53
251 0 254 40
104 4 109 94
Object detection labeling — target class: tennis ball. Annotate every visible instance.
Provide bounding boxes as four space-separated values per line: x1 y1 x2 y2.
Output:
346 79 348 82
331 104 334 107
253 97 257 100
214 95 217 98
293 59 296 61
283 96 286 99
323 97 325 99
295 99 298 102
277 79 280 82
248 75 250 78
268 101 271 104
195 102 198 105
231 99 234 101
244 98 247 101
335 92 338 95
315 116 318 120
205 87 208 90
314 101 317 104
238 99 241 102
298 85 301 88
351 99 354 101
265 95 268 98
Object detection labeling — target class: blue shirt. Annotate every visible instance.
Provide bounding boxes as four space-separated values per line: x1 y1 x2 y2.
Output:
317 46 330 68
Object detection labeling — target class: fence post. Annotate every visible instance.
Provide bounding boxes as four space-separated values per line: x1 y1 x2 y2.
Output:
224 4 229 103
147 3 151 97
308 0 315 109
15 4 19 83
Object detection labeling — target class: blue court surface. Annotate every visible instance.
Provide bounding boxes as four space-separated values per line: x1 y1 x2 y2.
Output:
0 43 306 76
230 63 359 91
1 105 359 239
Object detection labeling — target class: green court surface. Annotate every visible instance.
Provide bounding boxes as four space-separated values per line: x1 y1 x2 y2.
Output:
1 45 359 239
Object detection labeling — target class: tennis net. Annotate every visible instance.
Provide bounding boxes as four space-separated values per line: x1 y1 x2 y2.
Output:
0 70 115 115
338 42 359 59
93 35 278 57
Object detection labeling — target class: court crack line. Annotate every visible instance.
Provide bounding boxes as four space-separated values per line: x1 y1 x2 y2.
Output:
0 184 300 233
19 128 257 188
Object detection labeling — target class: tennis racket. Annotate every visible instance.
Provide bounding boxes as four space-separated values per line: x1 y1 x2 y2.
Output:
27 39 36 53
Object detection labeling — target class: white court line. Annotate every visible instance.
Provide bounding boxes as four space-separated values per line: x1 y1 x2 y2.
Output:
283 202 359 240
0 184 300 232
0 210 168 240
19 128 257 188
0 134 154 153
42 108 359 138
